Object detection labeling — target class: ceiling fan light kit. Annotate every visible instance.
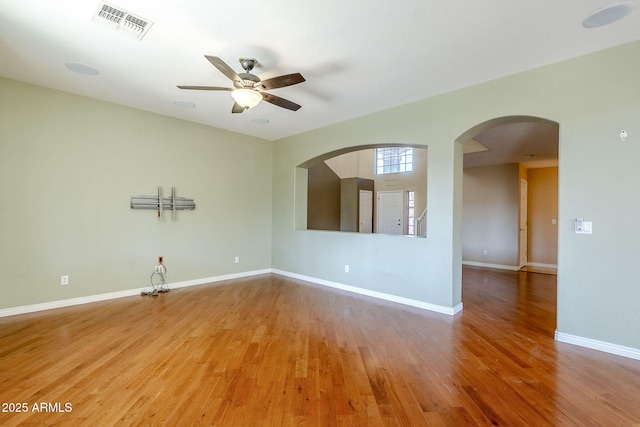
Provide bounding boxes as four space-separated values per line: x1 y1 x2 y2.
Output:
177 55 305 114
231 88 263 109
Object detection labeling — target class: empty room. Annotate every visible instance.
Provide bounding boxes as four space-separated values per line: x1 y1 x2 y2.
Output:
1 1 640 425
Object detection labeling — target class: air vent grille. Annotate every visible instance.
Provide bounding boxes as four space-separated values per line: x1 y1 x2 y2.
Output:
92 2 153 40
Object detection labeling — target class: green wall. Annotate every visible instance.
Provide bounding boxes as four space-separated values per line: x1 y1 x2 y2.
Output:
272 40 640 350
2 40 640 353
272 109 459 309
0 78 273 308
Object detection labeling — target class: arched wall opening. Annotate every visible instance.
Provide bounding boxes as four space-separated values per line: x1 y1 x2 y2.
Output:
456 115 558 145
295 144 428 236
454 114 560 303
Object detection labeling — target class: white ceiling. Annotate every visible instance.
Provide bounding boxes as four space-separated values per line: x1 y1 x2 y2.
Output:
1 0 638 142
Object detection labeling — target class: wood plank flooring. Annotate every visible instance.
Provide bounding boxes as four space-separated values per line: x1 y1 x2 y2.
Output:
1 266 640 426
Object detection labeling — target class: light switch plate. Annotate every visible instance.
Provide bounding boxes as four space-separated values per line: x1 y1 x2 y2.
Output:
576 221 592 234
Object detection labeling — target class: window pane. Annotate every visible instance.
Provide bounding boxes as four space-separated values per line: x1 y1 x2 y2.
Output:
375 147 413 175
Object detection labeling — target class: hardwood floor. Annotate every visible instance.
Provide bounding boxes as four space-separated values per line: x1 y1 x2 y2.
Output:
1 267 639 426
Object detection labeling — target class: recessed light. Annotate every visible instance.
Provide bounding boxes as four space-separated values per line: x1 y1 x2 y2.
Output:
251 118 270 125
65 62 99 75
583 2 635 28
174 101 196 109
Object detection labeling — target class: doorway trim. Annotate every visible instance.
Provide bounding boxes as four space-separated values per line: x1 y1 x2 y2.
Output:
519 178 528 269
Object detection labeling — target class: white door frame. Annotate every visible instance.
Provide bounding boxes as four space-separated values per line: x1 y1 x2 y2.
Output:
519 179 528 269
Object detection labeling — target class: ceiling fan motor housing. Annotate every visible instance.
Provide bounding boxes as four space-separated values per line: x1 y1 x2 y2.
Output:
236 58 260 88
236 73 260 88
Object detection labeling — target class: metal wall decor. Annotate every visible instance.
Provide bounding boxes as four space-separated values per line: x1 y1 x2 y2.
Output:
130 187 195 220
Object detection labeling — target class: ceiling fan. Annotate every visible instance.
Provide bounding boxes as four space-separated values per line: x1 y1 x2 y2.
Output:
177 55 305 114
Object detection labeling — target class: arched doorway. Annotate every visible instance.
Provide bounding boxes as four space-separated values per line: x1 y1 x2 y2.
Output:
456 115 559 273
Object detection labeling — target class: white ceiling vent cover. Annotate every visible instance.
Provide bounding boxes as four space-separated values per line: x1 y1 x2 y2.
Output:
92 2 153 40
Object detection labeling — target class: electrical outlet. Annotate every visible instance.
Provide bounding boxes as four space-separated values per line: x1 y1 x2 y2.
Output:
344 264 350 273
483 249 488 256
234 256 240 264
61 275 69 285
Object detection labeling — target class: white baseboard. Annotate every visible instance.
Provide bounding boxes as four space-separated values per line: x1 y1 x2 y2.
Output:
555 331 640 361
462 261 519 271
0 268 461 318
169 269 272 289
5 271 638 361
462 261 559 271
271 269 463 316
527 262 558 269
0 269 272 318
0 288 145 318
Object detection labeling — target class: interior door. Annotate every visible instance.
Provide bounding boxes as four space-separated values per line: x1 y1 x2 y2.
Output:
519 179 528 269
359 190 373 233
377 190 404 235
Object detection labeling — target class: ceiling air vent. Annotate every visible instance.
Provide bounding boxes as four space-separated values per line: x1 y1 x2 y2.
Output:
92 2 153 40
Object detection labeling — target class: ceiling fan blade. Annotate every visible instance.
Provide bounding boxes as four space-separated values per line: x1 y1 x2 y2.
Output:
259 73 305 90
205 55 242 85
261 92 302 111
177 85 232 91
232 102 246 114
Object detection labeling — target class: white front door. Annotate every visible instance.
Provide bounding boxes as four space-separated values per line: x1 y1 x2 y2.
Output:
377 190 404 235
359 190 373 233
